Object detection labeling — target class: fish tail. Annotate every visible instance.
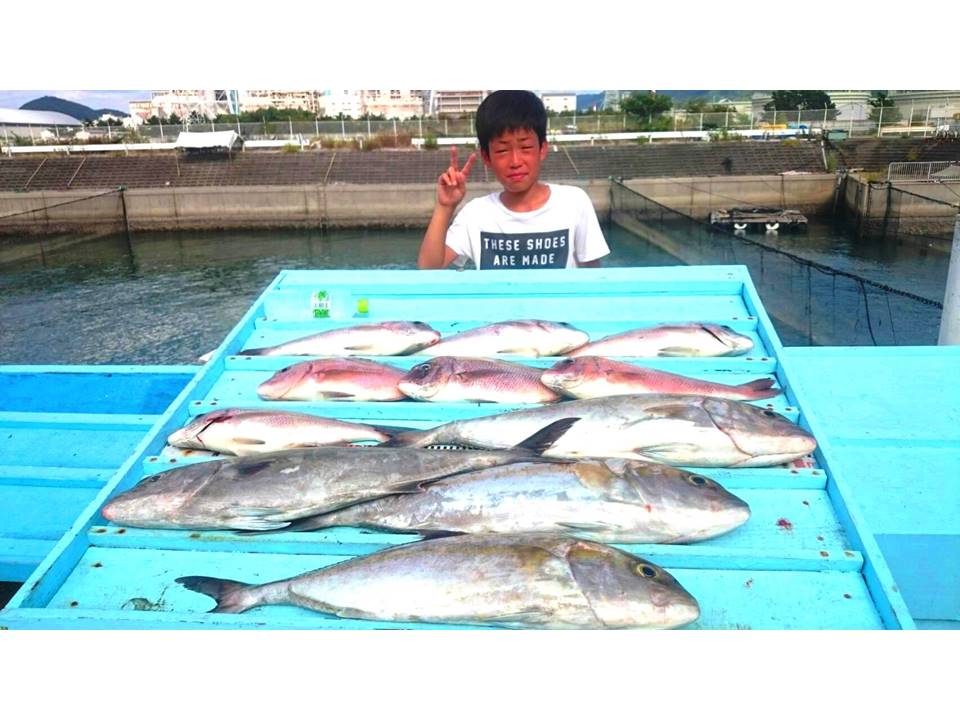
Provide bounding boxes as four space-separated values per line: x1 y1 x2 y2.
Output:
175 576 258 613
735 378 782 399
369 424 416 440
380 429 433 447
515 417 581 454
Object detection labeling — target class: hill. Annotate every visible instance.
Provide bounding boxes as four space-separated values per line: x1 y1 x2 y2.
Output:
19 95 128 121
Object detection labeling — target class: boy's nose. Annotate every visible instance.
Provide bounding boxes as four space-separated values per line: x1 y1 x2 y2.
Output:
509 149 522 166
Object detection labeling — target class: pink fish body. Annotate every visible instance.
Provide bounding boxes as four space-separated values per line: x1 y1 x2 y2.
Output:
567 323 754 358
257 358 405 401
399 356 561 404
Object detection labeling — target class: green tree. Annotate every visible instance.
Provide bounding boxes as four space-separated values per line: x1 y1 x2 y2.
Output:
868 91 901 124
167 113 182 125
765 91 835 111
621 91 673 117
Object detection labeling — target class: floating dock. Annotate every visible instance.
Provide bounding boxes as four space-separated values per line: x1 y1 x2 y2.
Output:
0 266 936 629
709 207 808 232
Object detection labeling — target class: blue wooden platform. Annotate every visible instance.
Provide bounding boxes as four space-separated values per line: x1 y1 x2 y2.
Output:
0 267 913 629
0 366 195 581
781 345 960 630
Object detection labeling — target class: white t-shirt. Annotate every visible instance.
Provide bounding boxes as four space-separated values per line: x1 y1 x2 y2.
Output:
445 183 610 270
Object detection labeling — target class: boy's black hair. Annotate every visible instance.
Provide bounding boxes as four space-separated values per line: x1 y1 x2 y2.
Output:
475 90 547 155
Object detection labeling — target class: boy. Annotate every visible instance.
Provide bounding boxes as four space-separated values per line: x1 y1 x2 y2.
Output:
417 90 610 270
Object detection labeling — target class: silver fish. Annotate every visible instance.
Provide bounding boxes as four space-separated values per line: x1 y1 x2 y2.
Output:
541 357 781 401
100 440 572 531
417 320 589 357
399 356 561 404
239 321 441 357
256 358 406 401
567 323 754 358
176 533 700 629
386 394 817 467
276 459 751 544
167 408 398 456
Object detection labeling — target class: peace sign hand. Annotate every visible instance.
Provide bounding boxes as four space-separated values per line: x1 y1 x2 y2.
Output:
436 146 477 208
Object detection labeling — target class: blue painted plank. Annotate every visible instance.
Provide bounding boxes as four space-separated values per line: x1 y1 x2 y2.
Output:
0 368 195 415
0 426 151 469
0 486 100 540
0 539 56 583
0 466 113 489
874 534 960 623
0 412 161 427
26 546 880 630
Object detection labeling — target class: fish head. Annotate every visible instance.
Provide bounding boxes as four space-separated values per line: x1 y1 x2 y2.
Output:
615 460 751 541
386 321 441 353
540 357 602 393
397 357 456 400
167 409 239 450
702 324 754 355
536 321 590 354
701 397 817 466
256 361 314 400
565 540 700 629
100 462 217 528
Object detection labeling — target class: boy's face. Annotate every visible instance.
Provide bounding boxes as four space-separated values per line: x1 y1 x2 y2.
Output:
481 127 548 195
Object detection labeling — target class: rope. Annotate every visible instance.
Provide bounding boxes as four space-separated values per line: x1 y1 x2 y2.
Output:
894 183 960 207
0 187 122 221
612 178 944 309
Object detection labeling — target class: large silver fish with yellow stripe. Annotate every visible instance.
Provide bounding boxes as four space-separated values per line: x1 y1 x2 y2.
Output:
176 533 700 629
386 394 816 467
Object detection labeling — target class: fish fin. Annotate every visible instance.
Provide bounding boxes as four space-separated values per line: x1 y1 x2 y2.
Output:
417 529 465 539
740 378 775 390
226 508 293 531
632 442 703 460
175 576 255 613
320 391 356 399
514 417 581 454
237 347 269 356
656 347 696 357
380 429 430 448
737 379 782 399
343 344 375 352
368 424 415 439
484 610 553 627
235 459 280 477
233 437 267 445
234 514 332 535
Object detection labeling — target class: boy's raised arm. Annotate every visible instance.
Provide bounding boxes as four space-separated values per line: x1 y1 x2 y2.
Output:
418 146 477 269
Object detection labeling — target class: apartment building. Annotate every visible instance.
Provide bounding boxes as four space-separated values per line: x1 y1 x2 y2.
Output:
128 100 153 121
240 91 322 113
429 90 490 117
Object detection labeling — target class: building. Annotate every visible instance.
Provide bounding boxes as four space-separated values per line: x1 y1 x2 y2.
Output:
889 90 960 122
429 91 490 117
602 90 639 112
149 90 235 120
320 90 364 118
240 91 322 114
541 92 577 114
128 100 153 121
356 90 427 119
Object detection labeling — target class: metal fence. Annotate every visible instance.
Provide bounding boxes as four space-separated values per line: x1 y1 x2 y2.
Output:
3 102 958 147
887 161 960 181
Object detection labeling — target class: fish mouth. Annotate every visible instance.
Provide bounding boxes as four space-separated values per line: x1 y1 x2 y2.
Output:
397 381 432 400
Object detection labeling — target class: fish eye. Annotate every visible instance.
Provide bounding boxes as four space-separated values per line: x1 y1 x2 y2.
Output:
412 363 432 376
636 564 658 578
689 475 708 486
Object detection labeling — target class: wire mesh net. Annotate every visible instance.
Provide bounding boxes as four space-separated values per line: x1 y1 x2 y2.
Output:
610 179 946 346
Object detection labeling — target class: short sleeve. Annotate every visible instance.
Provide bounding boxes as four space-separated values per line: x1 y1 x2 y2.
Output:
445 204 474 266
574 188 610 264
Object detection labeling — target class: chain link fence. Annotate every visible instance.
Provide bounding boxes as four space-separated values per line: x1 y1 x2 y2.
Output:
3 102 958 148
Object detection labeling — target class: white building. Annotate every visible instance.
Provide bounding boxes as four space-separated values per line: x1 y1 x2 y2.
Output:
541 92 576 114
240 90 322 114
429 91 490 117
321 90 364 118
149 90 234 120
128 100 153 121
889 90 960 121
359 90 427 119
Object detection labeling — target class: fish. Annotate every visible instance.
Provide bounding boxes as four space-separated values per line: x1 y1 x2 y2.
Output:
167 408 401 456
385 394 817 467
238 321 441 357
416 320 589 358
268 459 751 544
566 323 755 358
176 533 700 629
398 356 562 404
541 357 782 401
101 423 576 531
256 358 406 401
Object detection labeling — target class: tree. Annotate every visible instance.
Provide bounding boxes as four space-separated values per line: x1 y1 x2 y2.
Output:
167 113 182 125
868 91 901 124
764 91 835 111
621 91 673 117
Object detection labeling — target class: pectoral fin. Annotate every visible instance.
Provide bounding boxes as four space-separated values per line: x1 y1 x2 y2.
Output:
657 346 696 357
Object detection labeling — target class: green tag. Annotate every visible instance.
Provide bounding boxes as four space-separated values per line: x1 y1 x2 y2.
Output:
311 290 330 319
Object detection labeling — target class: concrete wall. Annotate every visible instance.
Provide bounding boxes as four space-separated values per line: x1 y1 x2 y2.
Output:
623 174 838 220
0 176 826 234
841 174 959 239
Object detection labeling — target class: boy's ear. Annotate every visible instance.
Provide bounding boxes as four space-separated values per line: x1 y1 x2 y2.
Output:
539 141 549 160
480 148 492 166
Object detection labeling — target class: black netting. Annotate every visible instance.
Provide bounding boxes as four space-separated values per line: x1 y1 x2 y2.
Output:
610 179 946 346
